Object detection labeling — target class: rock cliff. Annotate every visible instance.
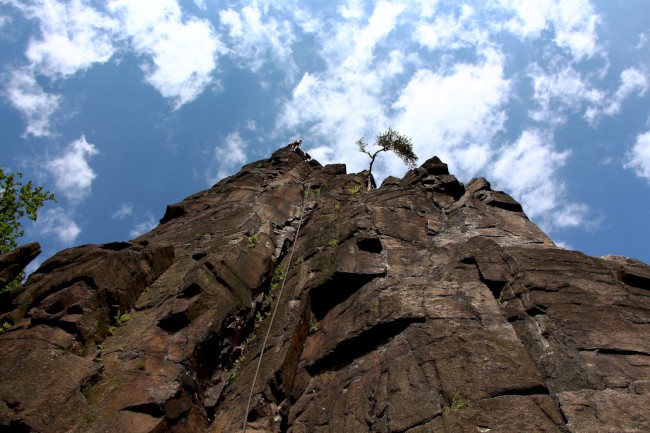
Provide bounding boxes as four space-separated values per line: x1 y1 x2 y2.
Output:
0 144 648 433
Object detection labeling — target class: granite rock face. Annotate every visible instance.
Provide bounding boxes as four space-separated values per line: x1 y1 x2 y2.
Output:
0 145 648 433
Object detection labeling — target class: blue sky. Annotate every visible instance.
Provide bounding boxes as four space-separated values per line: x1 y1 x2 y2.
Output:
0 0 649 269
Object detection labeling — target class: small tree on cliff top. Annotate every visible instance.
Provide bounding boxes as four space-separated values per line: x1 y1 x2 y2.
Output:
357 128 418 190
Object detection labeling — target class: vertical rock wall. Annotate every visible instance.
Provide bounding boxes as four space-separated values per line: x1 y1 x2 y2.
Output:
0 144 648 432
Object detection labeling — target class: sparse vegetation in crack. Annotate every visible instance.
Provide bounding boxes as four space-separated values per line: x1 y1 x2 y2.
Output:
228 354 247 382
308 318 319 334
247 234 259 249
0 321 12 334
107 309 131 335
348 185 361 195
443 392 468 413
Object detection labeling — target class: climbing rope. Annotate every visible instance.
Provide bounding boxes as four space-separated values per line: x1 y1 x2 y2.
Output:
242 181 311 433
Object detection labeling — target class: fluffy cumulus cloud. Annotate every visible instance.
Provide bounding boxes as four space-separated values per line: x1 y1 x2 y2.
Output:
501 0 554 37
107 0 223 108
393 47 510 178
209 131 248 184
414 4 488 50
551 0 600 60
3 0 223 114
489 129 589 231
501 0 601 60
4 68 60 137
45 135 98 203
17 0 118 78
528 63 604 125
34 207 81 245
525 62 648 162
277 1 406 170
587 67 649 121
0 0 112 136
219 3 296 74
625 130 650 183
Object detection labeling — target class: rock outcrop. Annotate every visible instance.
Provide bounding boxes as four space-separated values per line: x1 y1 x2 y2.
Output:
0 144 648 433
0 242 41 289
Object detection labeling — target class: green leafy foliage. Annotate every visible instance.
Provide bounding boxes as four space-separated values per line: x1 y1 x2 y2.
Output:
114 309 131 326
269 266 286 293
247 233 258 249
348 185 361 195
0 321 12 334
309 319 319 334
108 309 131 335
444 393 468 412
0 167 55 254
357 128 418 190
229 354 246 382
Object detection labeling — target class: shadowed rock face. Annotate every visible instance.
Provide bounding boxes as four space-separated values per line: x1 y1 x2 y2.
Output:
0 242 41 289
0 145 648 433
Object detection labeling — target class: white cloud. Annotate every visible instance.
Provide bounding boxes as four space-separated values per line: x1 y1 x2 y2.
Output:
209 131 248 184
129 211 156 238
35 207 81 245
528 63 603 125
491 130 568 217
193 0 206 10
4 68 60 137
552 203 590 229
45 135 98 203
107 0 223 108
323 1 405 72
276 1 407 172
18 0 118 78
500 0 601 60
603 68 648 116
415 4 488 50
552 0 600 60
338 0 365 20
219 3 296 74
625 130 650 183
111 202 133 220
392 47 510 178
501 0 554 38
489 129 591 232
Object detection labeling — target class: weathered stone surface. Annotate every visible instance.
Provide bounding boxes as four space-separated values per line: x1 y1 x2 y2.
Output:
0 242 40 289
0 144 648 433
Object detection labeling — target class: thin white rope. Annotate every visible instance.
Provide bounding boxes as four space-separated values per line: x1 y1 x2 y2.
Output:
242 182 310 433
